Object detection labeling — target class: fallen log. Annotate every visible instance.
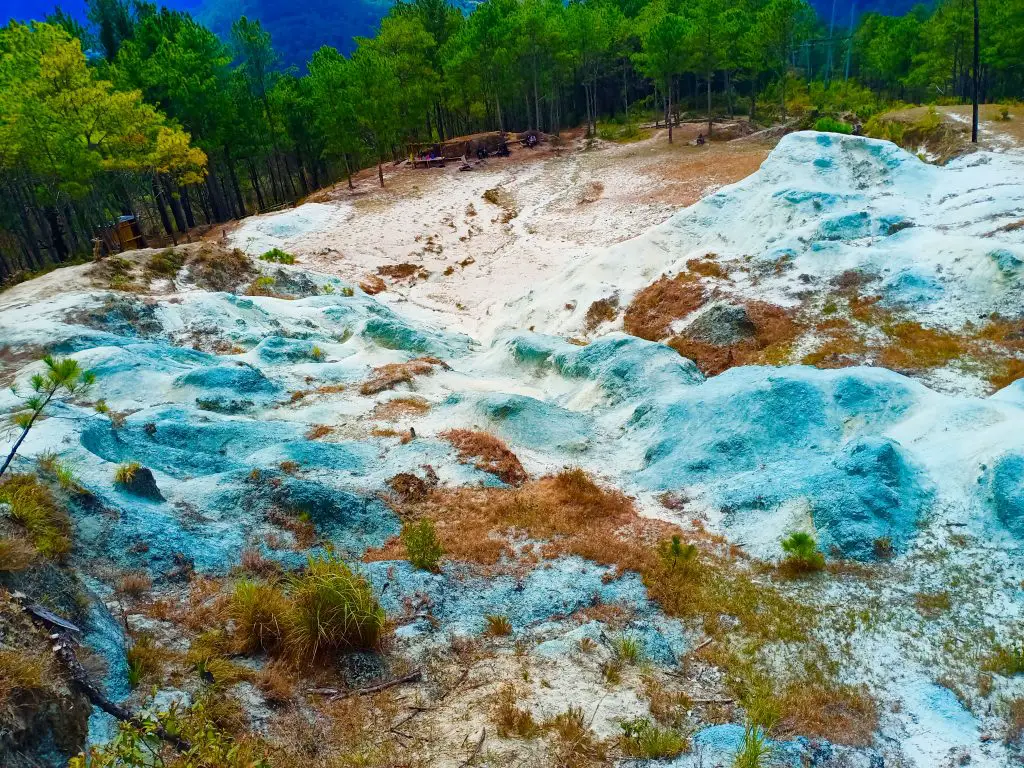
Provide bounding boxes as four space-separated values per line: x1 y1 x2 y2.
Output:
310 668 424 701
18 596 192 752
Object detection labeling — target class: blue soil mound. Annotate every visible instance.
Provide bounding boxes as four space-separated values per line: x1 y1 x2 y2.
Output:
987 454 1024 537
505 332 703 402
80 406 302 477
634 366 932 559
471 392 594 452
367 556 686 664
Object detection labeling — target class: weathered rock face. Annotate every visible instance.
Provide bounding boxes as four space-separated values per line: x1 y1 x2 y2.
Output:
0 594 90 767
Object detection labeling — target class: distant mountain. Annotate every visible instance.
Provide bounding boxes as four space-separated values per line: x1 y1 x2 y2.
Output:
807 0 925 27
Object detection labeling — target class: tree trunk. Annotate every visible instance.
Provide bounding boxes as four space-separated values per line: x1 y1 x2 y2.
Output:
971 0 979 143
181 186 196 229
164 177 188 236
248 160 266 211
225 152 247 218
44 205 69 262
707 71 713 137
667 80 673 144
152 176 177 244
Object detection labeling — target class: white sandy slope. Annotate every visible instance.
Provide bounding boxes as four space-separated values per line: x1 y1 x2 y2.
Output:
502 131 1024 340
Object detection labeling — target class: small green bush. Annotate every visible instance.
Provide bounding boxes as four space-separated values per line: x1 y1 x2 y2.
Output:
401 519 443 572
814 116 853 134
620 717 688 759
286 554 385 662
611 634 644 665
659 534 698 573
260 248 296 264
780 531 825 573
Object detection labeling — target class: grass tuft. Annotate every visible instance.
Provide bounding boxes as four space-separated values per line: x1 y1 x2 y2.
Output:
0 473 71 559
441 429 527 486
230 579 289 654
113 461 141 485
285 554 386 663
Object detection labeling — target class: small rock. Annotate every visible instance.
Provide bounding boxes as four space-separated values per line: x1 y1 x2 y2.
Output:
681 302 757 346
122 466 164 500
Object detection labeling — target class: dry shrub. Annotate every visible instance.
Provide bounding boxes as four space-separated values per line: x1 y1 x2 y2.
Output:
0 474 71 559
644 676 693 728
913 591 952 618
775 680 878 747
578 180 604 205
584 296 619 331
623 273 705 341
0 647 50 706
306 424 333 440
492 683 539 738
359 275 387 295
387 472 434 502
484 614 513 637
441 429 527 485
371 396 431 421
359 357 446 396
1006 697 1024 745
686 256 729 279
376 263 422 280
279 460 300 475
188 247 256 292
878 321 964 371
668 301 801 375
545 706 606 766
117 571 153 598
238 547 281 577
0 535 36 572
256 660 295 705
126 633 169 689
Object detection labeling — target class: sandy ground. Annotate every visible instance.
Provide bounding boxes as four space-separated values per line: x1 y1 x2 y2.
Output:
228 125 771 339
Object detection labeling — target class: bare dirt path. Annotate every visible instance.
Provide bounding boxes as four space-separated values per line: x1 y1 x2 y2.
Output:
227 126 772 339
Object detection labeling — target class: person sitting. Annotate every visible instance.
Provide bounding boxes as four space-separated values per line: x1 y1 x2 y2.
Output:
696 132 705 146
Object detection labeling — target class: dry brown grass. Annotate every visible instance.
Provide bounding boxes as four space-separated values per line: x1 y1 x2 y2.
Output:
289 383 347 403
913 591 952 618
0 647 50 708
359 357 446 396
370 396 431 421
0 474 71 559
492 683 540 738
775 679 878 747
376 263 424 280
238 547 282 578
623 273 705 341
229 579 289 654
686 256 729 279
441 429 527 486
116 571 153 598
305 424 333 440
0 535 36 572
188 246 257 292
584 296 619 332
878 321 965 371
1006 697 1024 746
256 660 295 705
